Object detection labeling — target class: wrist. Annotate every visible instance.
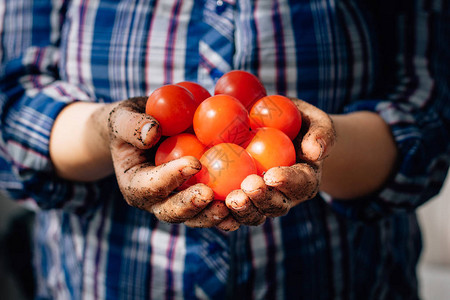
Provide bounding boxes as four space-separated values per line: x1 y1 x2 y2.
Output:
320 112 397 199
50 102 116 181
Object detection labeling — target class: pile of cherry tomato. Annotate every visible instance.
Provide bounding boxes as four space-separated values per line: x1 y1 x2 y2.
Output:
146 70 302 200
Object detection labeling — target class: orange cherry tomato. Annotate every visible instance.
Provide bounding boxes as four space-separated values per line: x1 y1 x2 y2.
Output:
146 84 198 136
249 95 302 140
246 127 296 175
154 133 207 166
214 70 267 110
175 81 212 105
193 94 252 147
194 143 257 200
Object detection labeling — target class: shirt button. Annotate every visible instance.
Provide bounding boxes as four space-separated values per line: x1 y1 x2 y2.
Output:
216 0 226 14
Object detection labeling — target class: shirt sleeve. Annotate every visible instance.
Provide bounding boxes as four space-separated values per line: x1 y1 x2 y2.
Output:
327 1 450 221
0 0 105 215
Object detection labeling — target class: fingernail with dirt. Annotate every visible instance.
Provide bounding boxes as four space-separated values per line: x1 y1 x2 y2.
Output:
316 138 325 160
229 196 248 210
181 165 200 176
141 123 153 144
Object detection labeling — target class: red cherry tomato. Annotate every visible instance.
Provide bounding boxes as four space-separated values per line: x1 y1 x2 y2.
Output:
214 70 267 110
176 81 212 105
195 143 257 200
146 84 198 136
155 133 207 166
193 94 252 147
249 95 302 140
246 127 296 175
155 133 208 190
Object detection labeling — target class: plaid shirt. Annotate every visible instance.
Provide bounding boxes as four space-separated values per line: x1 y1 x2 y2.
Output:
1 0 449 299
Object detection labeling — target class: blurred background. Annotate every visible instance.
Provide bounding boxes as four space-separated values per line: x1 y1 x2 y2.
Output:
1 174 449 299
417 173 450 299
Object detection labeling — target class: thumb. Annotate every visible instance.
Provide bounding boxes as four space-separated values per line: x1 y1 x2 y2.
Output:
108 97 162 149
292 99 336 162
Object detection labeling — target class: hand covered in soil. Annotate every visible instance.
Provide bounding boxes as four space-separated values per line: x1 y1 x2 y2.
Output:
225 99 336 227
108 97 238 230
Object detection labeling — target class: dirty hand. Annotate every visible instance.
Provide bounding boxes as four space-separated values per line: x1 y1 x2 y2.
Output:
108 97 237 230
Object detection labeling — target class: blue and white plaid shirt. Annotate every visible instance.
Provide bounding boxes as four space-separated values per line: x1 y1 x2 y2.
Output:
1 0 449 299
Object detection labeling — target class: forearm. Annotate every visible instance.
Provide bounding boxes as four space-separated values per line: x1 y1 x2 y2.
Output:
49 102 115 181
320 112 398 199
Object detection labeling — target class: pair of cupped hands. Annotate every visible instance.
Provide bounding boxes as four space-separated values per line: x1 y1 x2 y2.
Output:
107 96 335 231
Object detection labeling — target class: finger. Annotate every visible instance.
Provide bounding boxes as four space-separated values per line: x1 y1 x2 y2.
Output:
257 188 291 217
151 183 214 223
109 98 161 149
264 163 321 206
216 215 241 232
184 200 230 228
225 189 266 226
240 174 267 204
115 156 202 207
240 174 289 218
292 99 336 161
